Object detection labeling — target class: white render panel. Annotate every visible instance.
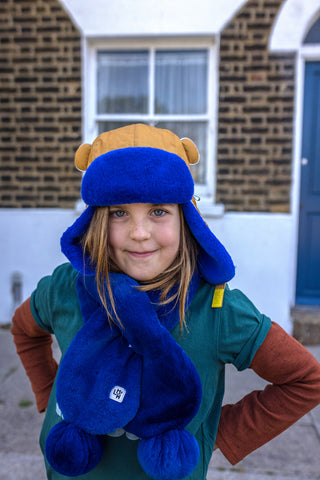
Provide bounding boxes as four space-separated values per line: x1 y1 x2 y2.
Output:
0 210 76 324
205 212 296 334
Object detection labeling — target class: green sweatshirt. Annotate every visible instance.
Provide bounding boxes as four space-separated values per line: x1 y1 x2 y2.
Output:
31 263 271 480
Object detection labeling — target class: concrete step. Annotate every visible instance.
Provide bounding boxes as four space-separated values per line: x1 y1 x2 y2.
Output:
292 306 320 345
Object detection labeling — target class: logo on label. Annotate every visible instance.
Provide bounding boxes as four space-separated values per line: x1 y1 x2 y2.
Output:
109 386 126 403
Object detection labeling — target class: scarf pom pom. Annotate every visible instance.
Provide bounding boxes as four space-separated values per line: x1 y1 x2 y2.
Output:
137 429 200 480
45 421 103 477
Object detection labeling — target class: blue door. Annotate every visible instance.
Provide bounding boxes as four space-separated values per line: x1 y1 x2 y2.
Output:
296 62 320 304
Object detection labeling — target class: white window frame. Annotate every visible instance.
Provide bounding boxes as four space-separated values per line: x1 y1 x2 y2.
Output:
83 37 219 204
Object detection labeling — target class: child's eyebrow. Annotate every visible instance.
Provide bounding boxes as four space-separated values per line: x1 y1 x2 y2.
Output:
151 203 175 207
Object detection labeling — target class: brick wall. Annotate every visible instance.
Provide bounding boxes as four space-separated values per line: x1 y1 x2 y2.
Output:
216 0 295 212
1 0 296 212
0 0 82 208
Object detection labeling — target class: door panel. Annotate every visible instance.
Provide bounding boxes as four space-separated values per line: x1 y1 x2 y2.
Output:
296 62 320 304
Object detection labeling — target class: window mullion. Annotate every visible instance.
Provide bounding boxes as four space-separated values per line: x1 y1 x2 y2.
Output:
95 114 154 122
95 113 209 121
88 45 99 142
207 44 217 199
149 48 155 122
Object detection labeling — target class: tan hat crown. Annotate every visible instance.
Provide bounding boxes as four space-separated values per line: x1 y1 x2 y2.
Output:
75 124 199 172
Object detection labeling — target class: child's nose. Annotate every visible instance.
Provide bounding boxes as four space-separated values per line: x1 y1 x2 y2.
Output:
129 219 151 241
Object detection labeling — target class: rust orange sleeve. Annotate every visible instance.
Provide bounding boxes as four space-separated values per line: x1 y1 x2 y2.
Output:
11 298 58 413
216 322 320 464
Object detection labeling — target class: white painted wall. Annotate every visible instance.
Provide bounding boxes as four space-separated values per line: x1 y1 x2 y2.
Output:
0 209 295 333
0 210 77 324
206 213 296 333
60 0 247 36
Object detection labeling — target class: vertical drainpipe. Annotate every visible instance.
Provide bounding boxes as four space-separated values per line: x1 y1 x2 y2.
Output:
11 272 23 314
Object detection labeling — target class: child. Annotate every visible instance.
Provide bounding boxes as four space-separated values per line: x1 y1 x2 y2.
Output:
11 124 320 480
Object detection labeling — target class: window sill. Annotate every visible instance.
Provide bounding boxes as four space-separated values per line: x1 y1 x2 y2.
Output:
75 199 86 215
197 198 225 218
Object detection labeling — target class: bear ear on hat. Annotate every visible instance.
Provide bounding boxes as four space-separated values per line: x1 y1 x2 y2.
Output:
181 138 200 165
75 144 92 172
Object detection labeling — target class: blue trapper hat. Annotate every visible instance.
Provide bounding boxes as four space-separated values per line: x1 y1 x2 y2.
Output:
61 123 235 285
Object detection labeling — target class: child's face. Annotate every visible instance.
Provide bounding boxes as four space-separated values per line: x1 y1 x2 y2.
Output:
108 203 181 282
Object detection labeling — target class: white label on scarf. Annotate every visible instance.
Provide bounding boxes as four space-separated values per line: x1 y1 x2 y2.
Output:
109 386 126 403
56 402 64 419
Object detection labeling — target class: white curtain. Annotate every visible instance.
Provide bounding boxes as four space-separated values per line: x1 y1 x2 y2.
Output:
155 50 207 114
97 51 149 114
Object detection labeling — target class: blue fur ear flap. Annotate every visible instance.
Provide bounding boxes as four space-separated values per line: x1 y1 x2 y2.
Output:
45 421 103 477
181 201 235 284
137 429 200 480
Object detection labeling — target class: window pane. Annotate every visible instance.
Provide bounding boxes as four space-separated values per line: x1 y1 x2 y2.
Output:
303 16 320 44
155 50 208 114
157 121 207 184
97 51 148 114
98 121 145 134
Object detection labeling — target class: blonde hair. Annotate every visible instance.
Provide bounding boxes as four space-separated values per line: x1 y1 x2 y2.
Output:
81 206 198 331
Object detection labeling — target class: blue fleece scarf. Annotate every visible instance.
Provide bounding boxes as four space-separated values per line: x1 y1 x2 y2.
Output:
45 272 202 480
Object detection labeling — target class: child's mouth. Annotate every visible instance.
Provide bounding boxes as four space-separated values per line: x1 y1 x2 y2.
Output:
127 250 157 259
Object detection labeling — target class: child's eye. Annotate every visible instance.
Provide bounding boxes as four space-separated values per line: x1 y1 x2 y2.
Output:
152 209 166 217
110 210 126 218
